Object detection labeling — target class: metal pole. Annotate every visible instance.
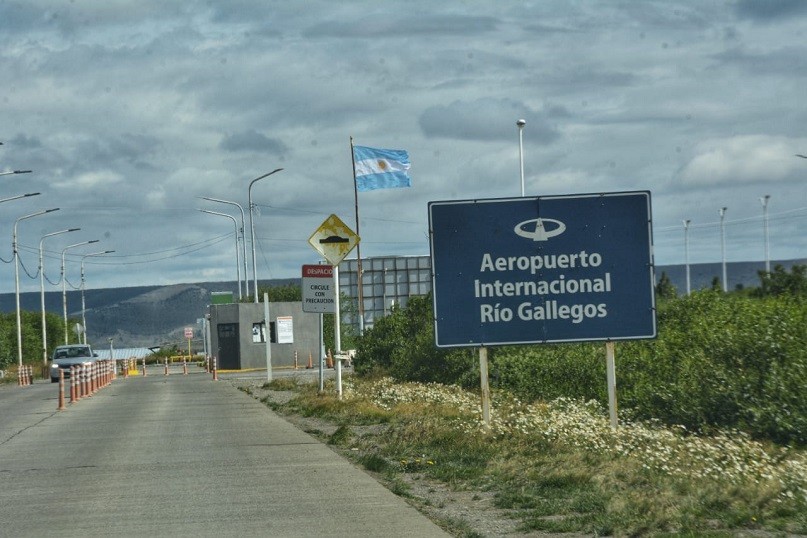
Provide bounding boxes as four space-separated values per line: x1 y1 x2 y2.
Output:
479 347 491 428
199 209 242 300
80 251 114 345
719 207 727 292
683 219 691 296
606 342 618 429
40 228 79 369
517 119 526 197
200 197 248 301
80 263 86 344
350 138 365 336
247 169 283 302
334 265 341 354
61 240 100 344
15 208 59 372
263 293 272 382
761 195 771 274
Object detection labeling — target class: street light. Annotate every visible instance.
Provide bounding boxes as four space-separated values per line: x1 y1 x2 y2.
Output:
40 228 80 369
14 208 60 372
1 192 40 204
247 168 283 302
517 119 526 197
0 170 33 177
81 250 115 344
760 195 771 274
683 219 691 296
198 209 242 300
62 240 100 344
719 207 727 292
199 197 248 300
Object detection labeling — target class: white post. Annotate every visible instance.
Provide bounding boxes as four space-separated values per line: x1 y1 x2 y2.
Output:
333 265 341 354
247 169 283 302
605 342 618 429
479 347 491 429
40 229 79 370
16 208 59 370
263 293 272 382
318 312 324 393
336 354 343 400
761 195 771 274
80 261 87 344
683 219 691 296
719 207 727 292
517 119 526 197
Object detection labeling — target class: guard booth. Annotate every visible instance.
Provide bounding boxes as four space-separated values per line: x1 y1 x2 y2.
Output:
208 301 321 370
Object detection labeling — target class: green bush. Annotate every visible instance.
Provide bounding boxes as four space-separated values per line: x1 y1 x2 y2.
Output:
355 294 477 388
354 289 807 445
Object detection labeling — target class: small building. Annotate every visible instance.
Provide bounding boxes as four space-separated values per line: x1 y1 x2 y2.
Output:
207 301 321 370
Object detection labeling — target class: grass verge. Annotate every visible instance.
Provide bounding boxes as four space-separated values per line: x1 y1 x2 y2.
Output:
253 376 807 536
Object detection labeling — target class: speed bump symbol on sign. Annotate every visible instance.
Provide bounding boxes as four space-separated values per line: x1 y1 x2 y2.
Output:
308 214 360 266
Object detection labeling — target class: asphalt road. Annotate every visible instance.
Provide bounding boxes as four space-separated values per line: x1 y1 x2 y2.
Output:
0 367 448 537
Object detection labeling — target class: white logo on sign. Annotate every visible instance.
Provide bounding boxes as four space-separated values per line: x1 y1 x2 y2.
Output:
514 218 566 241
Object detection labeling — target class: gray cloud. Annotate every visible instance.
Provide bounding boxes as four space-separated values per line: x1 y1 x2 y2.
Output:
3 1 807 293
734 0 807 20
303 14 498 39
419 99 563 143
219 130 288 155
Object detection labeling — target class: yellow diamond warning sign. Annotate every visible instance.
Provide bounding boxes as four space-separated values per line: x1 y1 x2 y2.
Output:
308 214 360 266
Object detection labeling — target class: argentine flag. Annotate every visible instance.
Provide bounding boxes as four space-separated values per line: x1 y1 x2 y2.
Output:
353 145 411 192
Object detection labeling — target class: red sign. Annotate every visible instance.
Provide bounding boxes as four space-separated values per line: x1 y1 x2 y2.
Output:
302 265 333 278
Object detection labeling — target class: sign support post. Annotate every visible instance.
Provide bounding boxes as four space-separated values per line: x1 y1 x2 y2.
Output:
605 341 617 428
479 347 491 428
318 313 324 393
307 214 360 396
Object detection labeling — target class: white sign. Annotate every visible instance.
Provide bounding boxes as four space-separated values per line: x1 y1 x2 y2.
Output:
302 264 335 313
276 316 293 344
184 327 193 339
308 214 360 266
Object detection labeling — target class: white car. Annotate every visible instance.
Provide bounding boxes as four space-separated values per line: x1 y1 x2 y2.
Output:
50 344 97 383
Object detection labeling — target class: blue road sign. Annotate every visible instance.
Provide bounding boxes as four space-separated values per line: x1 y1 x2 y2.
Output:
428 191 656 347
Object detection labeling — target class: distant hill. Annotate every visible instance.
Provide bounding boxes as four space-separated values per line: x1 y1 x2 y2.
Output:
0 279 295 348
656 258 807 294
1 259 804 348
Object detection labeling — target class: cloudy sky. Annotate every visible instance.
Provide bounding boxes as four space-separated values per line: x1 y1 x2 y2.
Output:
1 0 806 294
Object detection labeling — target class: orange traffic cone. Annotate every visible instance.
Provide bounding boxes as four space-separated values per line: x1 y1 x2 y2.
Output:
306 352 313 369
326 350 334 369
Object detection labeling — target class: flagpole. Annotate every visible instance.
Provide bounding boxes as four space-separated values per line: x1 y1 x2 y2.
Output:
350 137 365 335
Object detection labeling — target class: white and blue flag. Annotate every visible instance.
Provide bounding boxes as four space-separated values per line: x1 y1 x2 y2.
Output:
352 145 411 191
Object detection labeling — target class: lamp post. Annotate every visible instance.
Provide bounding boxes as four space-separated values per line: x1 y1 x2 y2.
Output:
683 219 691 296
80 250 115 344
40 228 80 369
0 170 33 177
247 169 283 303
1 192 40 204
517 119 526 197
62 240 99 344
200 197 248 301
199 209 242 300
760 195 771 274
14 208 60 372
719 207 727 292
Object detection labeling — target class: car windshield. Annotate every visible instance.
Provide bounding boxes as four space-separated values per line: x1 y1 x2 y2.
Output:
57 347 91 358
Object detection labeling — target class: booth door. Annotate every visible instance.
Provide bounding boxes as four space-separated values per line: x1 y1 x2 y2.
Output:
216 323 240 369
